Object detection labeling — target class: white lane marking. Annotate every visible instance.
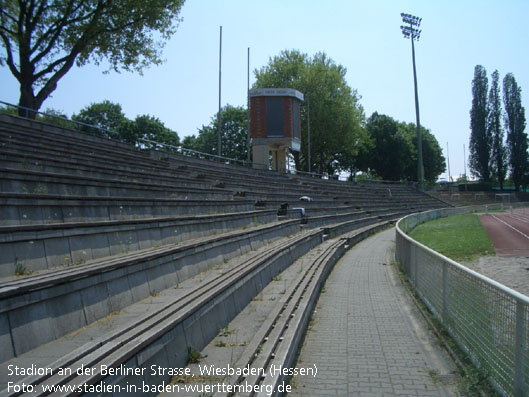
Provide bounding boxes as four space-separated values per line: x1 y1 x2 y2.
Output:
508 213 529 224
491 214 529 241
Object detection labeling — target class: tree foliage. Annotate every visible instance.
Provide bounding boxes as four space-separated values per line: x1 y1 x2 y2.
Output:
58 100 179 149
364 113 411 180
0 0 185 116
467 66 529 189
469 65 492 182
503 73 528 190
399 122 446 183
182 105 249 162
253 49 365 175
362 113 445 183
2 103 71 127
72 100 126 136
120 114 179 150
488 70 507 189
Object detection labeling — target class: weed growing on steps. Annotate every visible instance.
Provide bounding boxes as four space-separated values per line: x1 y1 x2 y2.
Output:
187 347 203 364
218 326 232 337
14 258 32 276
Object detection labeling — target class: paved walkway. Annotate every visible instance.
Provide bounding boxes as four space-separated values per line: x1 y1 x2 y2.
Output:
290 228 458 396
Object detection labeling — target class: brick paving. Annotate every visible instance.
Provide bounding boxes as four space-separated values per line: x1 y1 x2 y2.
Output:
290 228 458 396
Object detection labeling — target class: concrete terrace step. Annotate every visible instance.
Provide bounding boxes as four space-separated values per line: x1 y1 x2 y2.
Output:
159 221 391 397
0 227 325 395
0 150 216 192
0 115 449 211
0 218 392 396
157 150 294 185
264 198 412 212
282 206 381 220
0 136 199 189
1 120 447 210
0 219 302 360
0 132 313 198
0 121 151 159
0 168 232 200
0 209 278 277
0 115 452 396
0 142 322 203
0 134 225 187
2 136 400 206
0 128 156 174
0 193 255 226
0 125 290 188
0 114 137 148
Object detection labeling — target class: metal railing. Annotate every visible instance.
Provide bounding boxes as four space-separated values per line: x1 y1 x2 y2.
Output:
1 100 419 185
0 100 121 138
0 100 254 167
395 204 529 396
0 100 351 181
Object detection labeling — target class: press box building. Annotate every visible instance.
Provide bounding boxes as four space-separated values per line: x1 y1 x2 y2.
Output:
249 88 304 171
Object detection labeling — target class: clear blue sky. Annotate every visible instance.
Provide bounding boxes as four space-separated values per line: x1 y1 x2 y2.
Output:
2 0 528 180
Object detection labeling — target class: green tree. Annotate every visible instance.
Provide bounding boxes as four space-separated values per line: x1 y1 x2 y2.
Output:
334 125 371 179
503 73 528 191
120 114 179 150
399 122 446 183
0 0 185 117
253 49 364 175
182 105 249 162
488 70 507 189
365 113 412 181
72 100 126 137
1 104 71 127
0 105 18 115
469 65 492 181
38 108 71 128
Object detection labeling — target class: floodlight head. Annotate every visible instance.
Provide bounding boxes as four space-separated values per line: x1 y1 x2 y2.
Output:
401 24 420 40
401 12 422 27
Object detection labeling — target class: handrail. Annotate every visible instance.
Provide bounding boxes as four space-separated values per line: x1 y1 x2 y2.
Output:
0 100 255 168
138 138 251 167
1 100 411 184
0 100 120 138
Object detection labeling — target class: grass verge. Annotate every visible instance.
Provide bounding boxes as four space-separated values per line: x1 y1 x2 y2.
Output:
408 213 495 262
394 260 500 396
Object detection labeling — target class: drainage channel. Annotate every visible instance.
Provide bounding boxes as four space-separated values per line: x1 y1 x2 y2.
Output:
227 238 345 396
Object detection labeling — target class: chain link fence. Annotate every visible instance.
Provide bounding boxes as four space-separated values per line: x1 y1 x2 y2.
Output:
395 204 529 396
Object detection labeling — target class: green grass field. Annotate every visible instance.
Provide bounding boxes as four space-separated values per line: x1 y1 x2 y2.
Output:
408 213 495 262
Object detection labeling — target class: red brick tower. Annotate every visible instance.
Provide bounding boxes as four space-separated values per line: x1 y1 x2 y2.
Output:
249 88 303 171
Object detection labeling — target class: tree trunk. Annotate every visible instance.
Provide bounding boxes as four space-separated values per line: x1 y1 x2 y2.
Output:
18 81 39 119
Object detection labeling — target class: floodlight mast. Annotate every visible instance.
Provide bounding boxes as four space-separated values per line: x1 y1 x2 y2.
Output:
401 13 424 190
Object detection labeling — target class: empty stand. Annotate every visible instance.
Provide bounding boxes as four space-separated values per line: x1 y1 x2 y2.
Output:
0 114 448 395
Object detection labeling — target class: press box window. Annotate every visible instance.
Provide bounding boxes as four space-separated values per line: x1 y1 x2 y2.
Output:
265 97 284 137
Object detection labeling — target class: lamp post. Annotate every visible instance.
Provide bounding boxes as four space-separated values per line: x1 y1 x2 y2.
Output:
217 26 222 158
401 13 424 190
307 92 311 174
247 47 251 164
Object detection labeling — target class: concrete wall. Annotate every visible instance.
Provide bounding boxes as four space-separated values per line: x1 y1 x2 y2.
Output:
0 210 277 277
0 221 301 360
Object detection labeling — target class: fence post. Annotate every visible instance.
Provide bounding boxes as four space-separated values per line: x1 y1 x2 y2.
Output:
442 262 448 321
412 245 418 288
514 299 526 396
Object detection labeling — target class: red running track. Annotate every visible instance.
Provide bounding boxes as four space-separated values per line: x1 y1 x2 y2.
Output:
479 208 529 257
